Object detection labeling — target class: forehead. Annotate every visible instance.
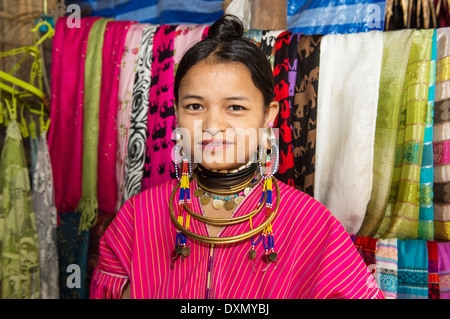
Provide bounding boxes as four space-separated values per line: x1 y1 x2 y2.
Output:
178 60 263 100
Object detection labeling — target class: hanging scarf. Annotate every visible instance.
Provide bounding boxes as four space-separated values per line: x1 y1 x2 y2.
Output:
116 23 146 212
174 24 209 80
47 17 100 214
123 24 159 202
433 27 450 241
427 240 440 299
438 242 450 299
314 31 384 234
97 20 135 215
273 31 294 187
397 239 429 299
141 25 178 191
32 132 59 299
375 238 398 299
418 29 436 240
292 34 322 197
0 120 40 298
358 30 415 237
378 29 434 239
260 30 284 70
76 18 112 233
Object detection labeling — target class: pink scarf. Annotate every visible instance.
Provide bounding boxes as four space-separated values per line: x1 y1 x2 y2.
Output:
48 17 100 214
115 23 145 212
97 20 135 214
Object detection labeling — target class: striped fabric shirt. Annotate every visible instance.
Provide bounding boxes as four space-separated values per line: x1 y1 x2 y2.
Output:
90 178 385 299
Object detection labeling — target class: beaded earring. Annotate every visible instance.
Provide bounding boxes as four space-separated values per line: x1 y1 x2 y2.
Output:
171 140 192 268
249 127 279 271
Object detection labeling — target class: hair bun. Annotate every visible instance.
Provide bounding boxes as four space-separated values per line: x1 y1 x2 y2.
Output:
206 14 244 42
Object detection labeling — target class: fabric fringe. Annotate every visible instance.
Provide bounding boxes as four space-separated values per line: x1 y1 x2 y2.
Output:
76 196 98 233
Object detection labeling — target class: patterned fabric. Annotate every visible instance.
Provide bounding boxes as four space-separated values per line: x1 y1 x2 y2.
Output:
90 178 384 299
142 25 178 190
427 241 440 299
397 239 429 299
375 238 398 299
314 31 383 234
115 23 146 212
123 24 159 203
57 211 90 299
273 31 295 188
260 30 284 70
0 120 40 298
354 236 378 267
378 30 434 239
438 242 450 299
287 0 386 34
76 18 112 233
358 30 415 237
292 34 322 197
97 21 135 215
32 132 59 299
48 17 100 213
418 29 436 240
433 27 450 241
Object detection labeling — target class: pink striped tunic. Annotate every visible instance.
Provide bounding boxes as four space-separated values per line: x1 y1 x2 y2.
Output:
90 178 384 299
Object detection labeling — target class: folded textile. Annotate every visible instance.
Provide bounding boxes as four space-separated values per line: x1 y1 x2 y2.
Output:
427 241 440 299
314 31 383 234
438 242 450 299
397 239 429 299
375 238 398 299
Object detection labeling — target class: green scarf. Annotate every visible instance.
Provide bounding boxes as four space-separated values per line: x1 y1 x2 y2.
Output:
76 18 112 233
358 30 414 237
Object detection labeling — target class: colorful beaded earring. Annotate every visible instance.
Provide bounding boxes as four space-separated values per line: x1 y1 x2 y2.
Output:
171 141 192 268
249 127 279 271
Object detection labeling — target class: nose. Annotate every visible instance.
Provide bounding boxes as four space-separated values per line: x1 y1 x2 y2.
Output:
202 109 227 135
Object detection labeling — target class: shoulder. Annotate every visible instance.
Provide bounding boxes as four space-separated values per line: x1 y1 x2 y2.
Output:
131 178 179 204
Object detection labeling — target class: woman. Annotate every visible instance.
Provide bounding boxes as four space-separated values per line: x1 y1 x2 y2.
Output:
90 15 384 299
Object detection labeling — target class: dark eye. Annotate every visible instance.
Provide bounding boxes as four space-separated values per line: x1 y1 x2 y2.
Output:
186 104 203 111
228 105 245 111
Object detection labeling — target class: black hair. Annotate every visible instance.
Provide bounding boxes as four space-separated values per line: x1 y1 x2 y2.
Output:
174 14 275 106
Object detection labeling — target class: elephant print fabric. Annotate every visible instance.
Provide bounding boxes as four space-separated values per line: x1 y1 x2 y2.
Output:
142 25 178 191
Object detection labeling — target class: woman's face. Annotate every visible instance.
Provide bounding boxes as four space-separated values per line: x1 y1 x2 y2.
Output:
175 60 279 171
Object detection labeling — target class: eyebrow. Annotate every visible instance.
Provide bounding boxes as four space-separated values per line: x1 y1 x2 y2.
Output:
181 94 250 102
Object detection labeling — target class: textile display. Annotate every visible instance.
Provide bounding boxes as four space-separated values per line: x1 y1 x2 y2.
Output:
115 23 146 212
96 20 135 215
376 30 434 239
375 238 398 299
397 239 429 299
433 28 450 241
358 29 415 237
287 0 386 35
141 24 177 190
69 0 224 25
0 120 40 298
418 30 437 240
122 24 158 202
47 17 100 213
292 34 322 197
438 242 450 298
76 18 111 233
314 30 383 234
32 133 59 299
5 12 450 299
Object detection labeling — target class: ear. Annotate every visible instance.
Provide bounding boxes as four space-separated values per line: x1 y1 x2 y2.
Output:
263 100 279 127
